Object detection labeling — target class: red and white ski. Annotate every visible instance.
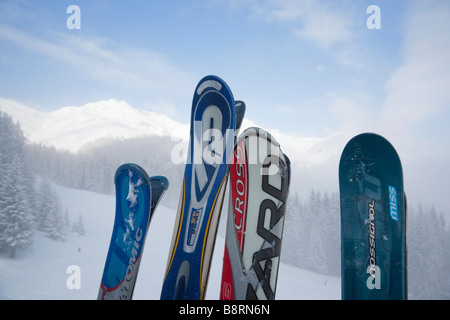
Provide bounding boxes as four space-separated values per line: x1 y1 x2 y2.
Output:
220 127 291 300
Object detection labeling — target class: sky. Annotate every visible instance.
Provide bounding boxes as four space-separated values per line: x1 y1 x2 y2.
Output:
1 0 450 213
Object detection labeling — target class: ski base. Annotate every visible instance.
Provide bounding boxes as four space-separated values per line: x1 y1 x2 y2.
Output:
220 127 291 300
161 75 237 300
339 133 407 300
98 163 168 300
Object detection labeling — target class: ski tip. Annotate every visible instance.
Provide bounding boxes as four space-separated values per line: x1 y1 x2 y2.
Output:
196 75 226 95
345 132 395 148
114 163 151 184
235 100 245 108
195 75 235 100
234 100 246 129
240 126 281 148
340 132 402 165
150 175 169 190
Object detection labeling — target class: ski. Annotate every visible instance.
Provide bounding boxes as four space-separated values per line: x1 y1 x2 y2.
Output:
220 127 291 300
160 75 237 300
234 100 246 133
339 133 407 300
98 163 169 300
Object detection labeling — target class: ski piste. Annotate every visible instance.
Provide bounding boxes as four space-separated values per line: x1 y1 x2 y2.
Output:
220 127 291 300
339 133 407 300
160 75 240 300
98 163 169 300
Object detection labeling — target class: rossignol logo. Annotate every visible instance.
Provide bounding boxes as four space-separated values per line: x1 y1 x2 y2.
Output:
358 163 382 290
366 200 380 290
246 154 287 300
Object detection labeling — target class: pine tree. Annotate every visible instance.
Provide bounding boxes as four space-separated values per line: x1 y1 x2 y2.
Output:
304 190 328 274
72 214 86 236
408 205 450 299
64 207 71 232
321 191 340 276
35 179 66 241
0 112 34 258
283 191 302 266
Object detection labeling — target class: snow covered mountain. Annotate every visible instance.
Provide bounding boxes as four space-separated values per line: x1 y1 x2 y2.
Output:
0 97 344 162
0 97 189 153
0 97 346 194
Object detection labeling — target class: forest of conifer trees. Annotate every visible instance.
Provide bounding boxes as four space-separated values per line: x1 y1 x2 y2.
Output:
0 112 84 258
283 189 450 299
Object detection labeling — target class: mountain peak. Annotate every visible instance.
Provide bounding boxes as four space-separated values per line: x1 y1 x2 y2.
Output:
0 98 188 153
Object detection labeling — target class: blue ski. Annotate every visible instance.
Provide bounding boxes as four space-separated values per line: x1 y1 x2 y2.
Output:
98 163 168 300
161 75 237 300
339 133 407 300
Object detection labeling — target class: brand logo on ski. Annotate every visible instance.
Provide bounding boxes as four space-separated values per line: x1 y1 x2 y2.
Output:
247 154 286 300
231 139 248 250
184 95 233 253
187 208 202 247
354 161 382 290
388 186 398 221
367 199 379 289
98 164 168 300
220 127 290 300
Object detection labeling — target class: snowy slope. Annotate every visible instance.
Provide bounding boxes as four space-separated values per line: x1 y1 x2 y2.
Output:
0 97 189 153
0 184 340 300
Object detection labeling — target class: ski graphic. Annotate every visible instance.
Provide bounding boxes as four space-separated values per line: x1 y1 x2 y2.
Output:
98 164 169 300
220 127 291 300
161 75 237 300
339 133 407 300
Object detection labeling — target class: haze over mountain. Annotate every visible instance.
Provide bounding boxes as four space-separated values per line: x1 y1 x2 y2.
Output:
2 96 448 216
0 97 345 193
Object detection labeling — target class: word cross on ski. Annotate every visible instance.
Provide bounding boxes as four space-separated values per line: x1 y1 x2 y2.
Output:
161 75 240 300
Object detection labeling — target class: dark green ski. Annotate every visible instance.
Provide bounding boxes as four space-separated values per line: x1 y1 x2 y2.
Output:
339 133 407 300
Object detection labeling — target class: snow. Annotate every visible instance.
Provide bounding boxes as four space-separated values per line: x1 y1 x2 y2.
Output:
0 98 189 153
0 184 340 300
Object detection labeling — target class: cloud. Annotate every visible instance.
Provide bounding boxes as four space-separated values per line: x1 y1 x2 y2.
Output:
272 0 355 47
374 0 450 213
327 92 376 133
224 0 359 64
0 21 196 116
380 0 450 137
144 99 179 119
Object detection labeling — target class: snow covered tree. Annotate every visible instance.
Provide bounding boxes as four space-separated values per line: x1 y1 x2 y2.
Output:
282 188 341 276
283 191 303 266
303 190 328 274
408 205 450 299
35 179 66 241
72 213 86 236
321 191 340 276
0 112 34 258
64 207 71 232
